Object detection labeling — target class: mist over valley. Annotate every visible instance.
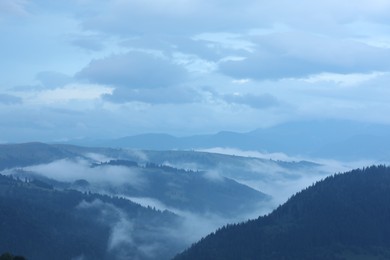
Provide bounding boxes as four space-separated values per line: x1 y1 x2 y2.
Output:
2 0 390 258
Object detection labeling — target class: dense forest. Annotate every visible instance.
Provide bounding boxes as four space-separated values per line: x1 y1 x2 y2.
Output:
0 253 25 260
175 165 390 260
0 174 181 260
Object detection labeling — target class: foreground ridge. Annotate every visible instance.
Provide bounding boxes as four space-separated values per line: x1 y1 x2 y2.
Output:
175 165 390 260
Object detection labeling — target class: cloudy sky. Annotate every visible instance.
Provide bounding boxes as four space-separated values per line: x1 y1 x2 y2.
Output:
1 0 390 142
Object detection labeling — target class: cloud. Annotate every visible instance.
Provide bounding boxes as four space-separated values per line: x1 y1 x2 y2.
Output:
70 34 106 51
198 147 304 161
77 51 187 88
197 147 384 206
124 197 168 211
76 198 189 260
36 71 73 88
0 94 22 105
77 199 137 259
78 1 261 35
0 0 28 16
60 0 390 44
219 32 390 80
84 153 114 163
2 0 390 142
25 158 147 188
120 35 224 61
76 51 196 104
302 72 387 87
202 170 224 182
34 83 112 104
121 195 248 247
222 93 279 109
103 86 200 104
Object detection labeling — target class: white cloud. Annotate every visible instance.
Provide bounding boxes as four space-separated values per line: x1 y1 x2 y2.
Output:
84 153 114 163
33 84 113 104
302 72 388 87
25 158 147 188
77 199 136 259
232 79 251 84
123 197 168 211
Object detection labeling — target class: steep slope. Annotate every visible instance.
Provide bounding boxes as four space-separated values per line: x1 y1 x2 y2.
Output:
174 165 390 260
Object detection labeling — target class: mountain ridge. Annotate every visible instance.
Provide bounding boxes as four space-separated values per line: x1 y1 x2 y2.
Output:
174 165 390 260
63 120 390 160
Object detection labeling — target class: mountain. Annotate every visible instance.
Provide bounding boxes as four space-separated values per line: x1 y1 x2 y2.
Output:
0 142 78 170
0 174 182 260
174 165 390 260
0 142 335 259
0 142 331 215
89 160 270 217
66 120 390 161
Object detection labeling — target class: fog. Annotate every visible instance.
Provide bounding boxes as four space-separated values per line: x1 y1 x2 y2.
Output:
9 157 246 259
2 149 385 259
123 195 238 245
198 147 382 206
25 158 147 188
77 199 173 260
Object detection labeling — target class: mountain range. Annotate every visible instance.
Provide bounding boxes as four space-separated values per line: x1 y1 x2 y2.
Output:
65 120 390 161
1 142 297 259
1 142 382 259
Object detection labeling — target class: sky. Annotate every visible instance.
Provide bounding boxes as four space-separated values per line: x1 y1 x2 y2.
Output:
1 0 390 142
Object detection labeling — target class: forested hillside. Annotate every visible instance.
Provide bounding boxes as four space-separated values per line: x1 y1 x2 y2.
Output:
175 165 390 260
0 174 181 260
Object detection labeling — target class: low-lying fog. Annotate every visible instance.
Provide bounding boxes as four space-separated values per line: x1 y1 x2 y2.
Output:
1 148 383 259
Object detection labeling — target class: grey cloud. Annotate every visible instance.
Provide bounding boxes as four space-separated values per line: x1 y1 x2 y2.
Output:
79 1 262 35
219 32 390 80
62 0 390 39
11 71 73 91
223 93 279 109
77 51 187 88
0 0 28 16
10 85 42 92
0 94 22 104
36 71 72 88
70 34 105 51
27 0 390 43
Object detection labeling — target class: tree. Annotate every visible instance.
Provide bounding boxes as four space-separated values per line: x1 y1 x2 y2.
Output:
0 253 26 260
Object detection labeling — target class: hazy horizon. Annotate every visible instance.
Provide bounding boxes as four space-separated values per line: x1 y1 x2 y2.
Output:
1 1 390 143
